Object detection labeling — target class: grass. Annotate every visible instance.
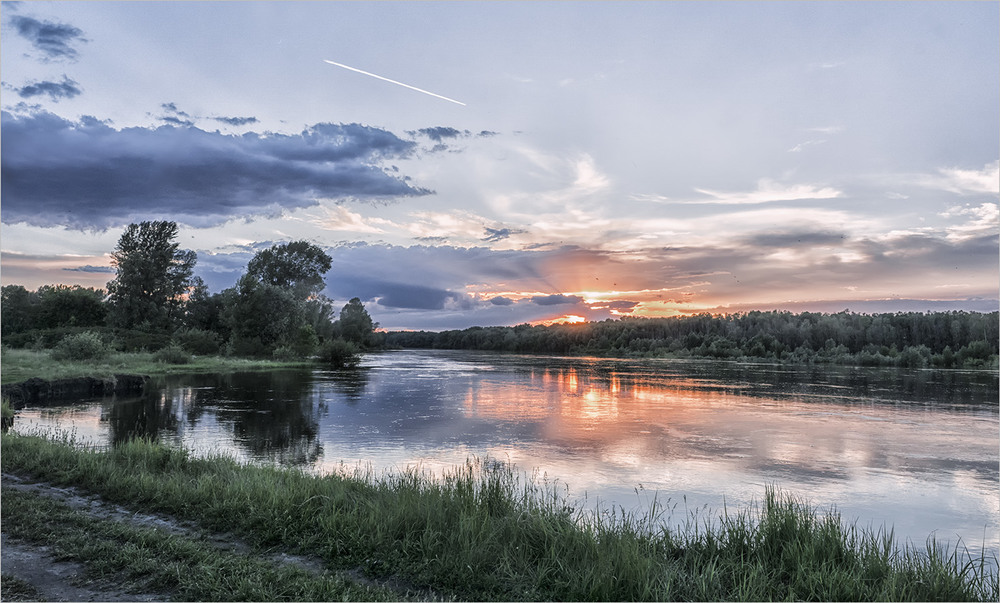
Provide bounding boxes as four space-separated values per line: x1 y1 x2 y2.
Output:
1 488 398 601
2 431 997 601
0 575 46 602
0 347 312 384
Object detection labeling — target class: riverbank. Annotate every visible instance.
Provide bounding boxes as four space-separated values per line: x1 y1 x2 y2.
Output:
0 347 312 385
2 432 996 601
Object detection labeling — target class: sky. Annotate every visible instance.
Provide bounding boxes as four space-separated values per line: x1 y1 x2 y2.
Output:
1 1 997 330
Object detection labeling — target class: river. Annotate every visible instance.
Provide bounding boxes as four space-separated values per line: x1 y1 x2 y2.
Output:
12 349 999 564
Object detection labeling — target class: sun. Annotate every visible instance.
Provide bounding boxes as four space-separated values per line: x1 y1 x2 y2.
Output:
533 314 587 326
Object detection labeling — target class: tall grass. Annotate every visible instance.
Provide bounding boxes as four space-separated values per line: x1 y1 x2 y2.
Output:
2 432 996 601
0 347 311 384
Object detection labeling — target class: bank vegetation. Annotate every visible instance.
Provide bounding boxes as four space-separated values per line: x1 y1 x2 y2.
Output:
387 310 999 369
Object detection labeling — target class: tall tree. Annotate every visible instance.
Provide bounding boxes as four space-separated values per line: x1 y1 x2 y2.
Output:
107 221 196 331
338 297 375 346
245 241 332 300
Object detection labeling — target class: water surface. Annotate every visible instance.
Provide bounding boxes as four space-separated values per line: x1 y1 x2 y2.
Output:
14 350 999 563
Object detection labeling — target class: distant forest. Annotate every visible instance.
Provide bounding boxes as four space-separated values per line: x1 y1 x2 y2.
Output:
386 311 1000 369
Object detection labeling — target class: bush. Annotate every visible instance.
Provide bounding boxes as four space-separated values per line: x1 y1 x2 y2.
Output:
173 328 221 355
271 345 298 361
225 336 271 358
50 331 111 361
316 338 360 368
108 328 173 352
153 344 191 364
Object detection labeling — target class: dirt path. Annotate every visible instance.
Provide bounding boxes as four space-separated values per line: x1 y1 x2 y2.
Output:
2 533 160 602
0 473 338 602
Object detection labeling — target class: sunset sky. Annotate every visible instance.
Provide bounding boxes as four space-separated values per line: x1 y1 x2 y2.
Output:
2 1 997 330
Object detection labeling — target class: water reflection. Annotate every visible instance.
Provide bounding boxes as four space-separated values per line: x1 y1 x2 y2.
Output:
92 369 363 466
10 350 997 564
104 393 181 445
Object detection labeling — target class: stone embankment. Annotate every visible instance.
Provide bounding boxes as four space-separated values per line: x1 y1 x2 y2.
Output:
1 375 148 407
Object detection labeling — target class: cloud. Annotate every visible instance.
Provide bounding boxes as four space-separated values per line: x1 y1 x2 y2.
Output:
606 300 639 312
691 179 842 204
918 161 1000 195
160 102 188 116
0 110 429 229
530 294 584 306
10 15 87 61
489 296 515 306
482 227 524 243
157 102 194 126
744 230 846 248
411 126 468 142
939 202 999 242
787 139 826 153
15 76 81 101
212 116 259 126
63 264 114 273
371 282 466 310
160 115 195 127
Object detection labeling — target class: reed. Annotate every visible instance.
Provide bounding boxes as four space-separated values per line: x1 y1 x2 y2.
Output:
2 432 996 601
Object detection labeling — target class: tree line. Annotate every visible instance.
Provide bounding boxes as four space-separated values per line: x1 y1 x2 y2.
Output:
1 221 377 366
386 310 999 369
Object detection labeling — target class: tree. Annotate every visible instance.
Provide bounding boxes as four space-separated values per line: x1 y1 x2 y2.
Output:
245 241 332 300
338 297 375 346
35 285 107 329
221 275 303 357
107 221 197 332
1 285 37 335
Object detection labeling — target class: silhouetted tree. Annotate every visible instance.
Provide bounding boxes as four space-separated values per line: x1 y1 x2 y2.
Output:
245 241 332 300
107 221 196 332
338 297 375 346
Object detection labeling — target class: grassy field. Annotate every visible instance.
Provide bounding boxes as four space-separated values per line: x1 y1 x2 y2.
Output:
0 347 311 385
2 432 996 601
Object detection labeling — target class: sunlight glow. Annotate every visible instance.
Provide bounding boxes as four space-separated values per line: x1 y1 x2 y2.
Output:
533 314 587 326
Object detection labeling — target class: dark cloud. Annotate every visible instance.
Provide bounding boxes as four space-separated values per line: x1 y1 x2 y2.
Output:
605 300 640 312
373 282 467 310
63 265 114 273
0 110 429 229
477 130 499 137
11 15 87 61
160 115 195 127
482 227 524 243
15 76 81 101
745 230 846 247
157 103 194 126
489 296 515 306
160 102 188 116
531 294 584 306
212 116 259 126
411 126 468 142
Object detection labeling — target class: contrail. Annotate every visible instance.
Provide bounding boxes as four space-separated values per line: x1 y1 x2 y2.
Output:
324 60 466 106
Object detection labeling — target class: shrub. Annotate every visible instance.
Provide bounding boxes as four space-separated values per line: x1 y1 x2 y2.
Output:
225 336 270 358
271 345 298 361
316 337 360 368
173 328 221 355
153 344 191 364
108 328 173 352
50 331 111 361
